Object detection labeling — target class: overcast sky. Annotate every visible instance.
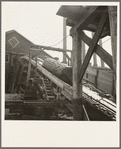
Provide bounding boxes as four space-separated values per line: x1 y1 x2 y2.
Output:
2 2 113 66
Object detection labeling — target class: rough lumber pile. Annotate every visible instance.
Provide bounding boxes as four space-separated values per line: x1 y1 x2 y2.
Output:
42 58 72 85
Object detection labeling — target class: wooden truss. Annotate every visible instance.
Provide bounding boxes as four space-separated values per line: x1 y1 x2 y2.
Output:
57 6 117 120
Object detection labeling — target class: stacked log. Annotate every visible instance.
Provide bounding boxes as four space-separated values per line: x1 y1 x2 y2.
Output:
42 58 72 85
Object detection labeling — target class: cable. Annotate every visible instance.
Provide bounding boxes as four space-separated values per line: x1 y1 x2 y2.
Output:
50 34 69 47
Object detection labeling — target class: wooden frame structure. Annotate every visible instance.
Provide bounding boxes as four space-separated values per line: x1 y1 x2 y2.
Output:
57 6 117 120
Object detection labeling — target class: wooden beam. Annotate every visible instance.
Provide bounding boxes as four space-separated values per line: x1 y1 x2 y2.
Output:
31 45 72 53
17 64 26 93
57 6 90 21
27 52 32 84
63 17 67 63
79 31 113 69
66 18 77 27
81 40 85 62
108 6 117 96
100 30 110 38
31 45 71 61
72 30 83 120
99 39 105 67
92 32 98 67
84 24 97 32
68 18 110 38
79 9 108 84
11 64 20 93
73 7 106 31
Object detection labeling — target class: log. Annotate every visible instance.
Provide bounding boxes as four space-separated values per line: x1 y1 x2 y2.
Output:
42 58 72 85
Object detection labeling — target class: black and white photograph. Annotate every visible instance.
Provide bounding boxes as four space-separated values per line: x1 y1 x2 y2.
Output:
1 1 120 147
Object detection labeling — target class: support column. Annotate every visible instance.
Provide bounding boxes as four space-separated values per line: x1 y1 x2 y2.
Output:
27 51 32 84
92 32 98 66
99 39 105 67
81 40 85 62
108 6 117 97
63 17 67 64
35 55 37 75
72 30 83 120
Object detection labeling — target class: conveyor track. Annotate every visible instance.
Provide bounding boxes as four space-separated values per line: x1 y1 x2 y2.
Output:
9 56 116 120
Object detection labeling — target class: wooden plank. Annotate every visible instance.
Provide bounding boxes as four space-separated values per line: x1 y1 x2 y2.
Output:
31 44 72 61
99 39 105 67
97 82 112 94
63 17 67 63
26 52 32 84
11 64 20 93
31 45 72 53
67 19 97 32
86 67 97 76
72 30 83 120
72 6 98 29
79 31 113 69
5 100 23 109
66 19 77 27
23 101 60 108
79 9 108 83
67 19 109 38
72 7 107 31
82 105 90 121
108 6 117 96
57 6 94 21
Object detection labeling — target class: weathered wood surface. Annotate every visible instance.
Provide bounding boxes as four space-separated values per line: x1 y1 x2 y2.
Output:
72 7 107 31
83 67 113 94
79 9 108 83
99 39 105 67
42 58 72 85
31 44 71 61
97 70 113 94
72 30 83 120
63 17 67 63
67 19 110 38
79 31 113 69
108 6 117 96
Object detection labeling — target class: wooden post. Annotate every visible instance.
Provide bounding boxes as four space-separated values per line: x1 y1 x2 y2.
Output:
27 51 32 84
11 64 20 93
92 32 98 66
78 9 108 83
35 55 37 75
79 31 113 69
108 6 117 97
72 30 83 120
99 39 105 67
81 40 85 62
63 17 67 63
17 65 25 93
70 50 73 66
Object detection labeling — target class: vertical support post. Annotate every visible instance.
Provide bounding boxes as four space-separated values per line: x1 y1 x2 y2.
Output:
72 30 83 120
93 53 97 66
92 32 98 66
99 39 105 67
70 51 73 66
108 6 117 97
63 17 67 63
11 64 20 93
35 55 37 75
27 51 32 84
81 40 85 62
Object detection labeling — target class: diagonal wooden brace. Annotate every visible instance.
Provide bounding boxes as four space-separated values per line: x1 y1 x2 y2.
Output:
79 31 113 69
79 9 108 84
